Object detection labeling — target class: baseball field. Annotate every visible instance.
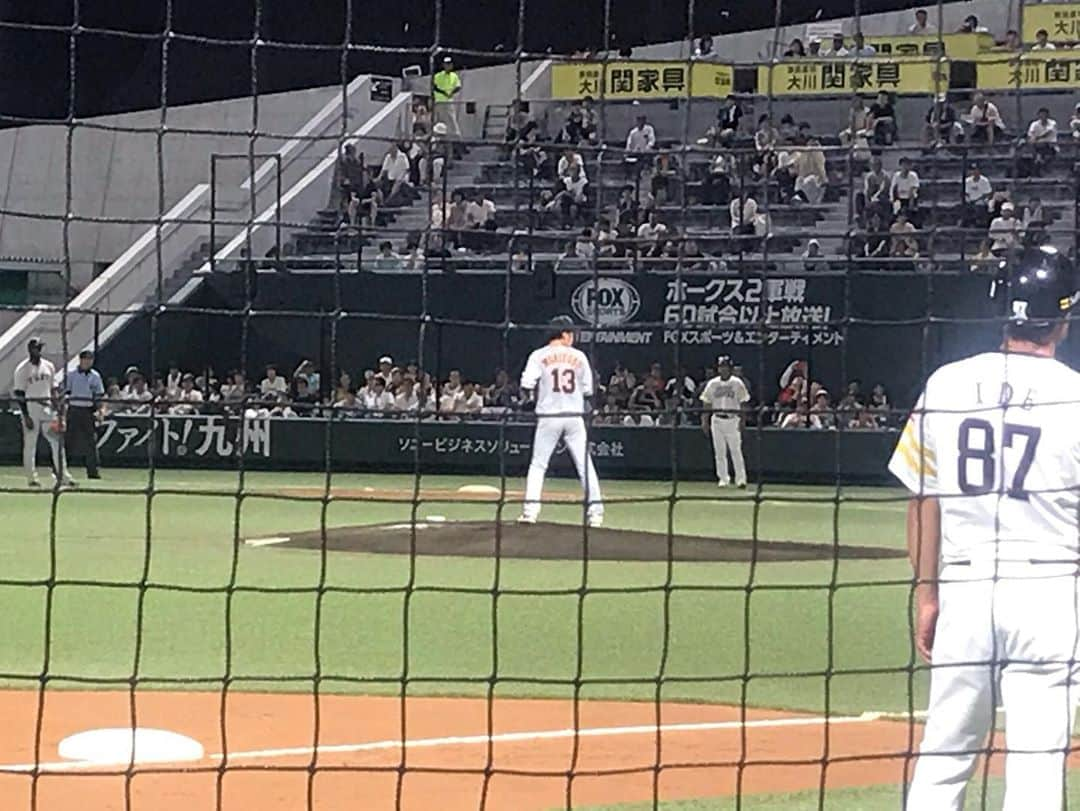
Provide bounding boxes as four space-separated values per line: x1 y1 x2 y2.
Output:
2 465 1078 809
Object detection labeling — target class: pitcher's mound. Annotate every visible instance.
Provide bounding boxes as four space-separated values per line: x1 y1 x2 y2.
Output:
276 521 904 563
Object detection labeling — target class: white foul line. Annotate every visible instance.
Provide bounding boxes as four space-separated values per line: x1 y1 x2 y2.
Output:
0 711 918 774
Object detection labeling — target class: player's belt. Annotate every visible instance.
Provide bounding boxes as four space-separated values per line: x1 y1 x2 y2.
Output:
947 559 1080 566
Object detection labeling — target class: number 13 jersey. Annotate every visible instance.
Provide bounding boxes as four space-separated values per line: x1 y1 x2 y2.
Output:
520 344 594 416
890 351 1080 564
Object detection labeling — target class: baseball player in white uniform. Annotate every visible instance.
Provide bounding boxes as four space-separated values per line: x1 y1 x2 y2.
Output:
519 315 603 526
890 246 1080 810
700 356 750 488
12 337 73 488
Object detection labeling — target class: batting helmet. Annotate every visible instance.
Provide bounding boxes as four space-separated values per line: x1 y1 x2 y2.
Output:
548 314 575 341
994 245 1079 329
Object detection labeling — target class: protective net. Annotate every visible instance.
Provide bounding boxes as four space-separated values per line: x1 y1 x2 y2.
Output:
2 0 1079 808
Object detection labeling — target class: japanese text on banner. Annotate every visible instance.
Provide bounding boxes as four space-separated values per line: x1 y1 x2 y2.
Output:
551 61 733 100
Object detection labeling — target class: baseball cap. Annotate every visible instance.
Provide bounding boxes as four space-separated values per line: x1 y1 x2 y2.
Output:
1002 202 1015 212
27 337 44 349
432 122 448 135
379 355 393 365
717 355 732 367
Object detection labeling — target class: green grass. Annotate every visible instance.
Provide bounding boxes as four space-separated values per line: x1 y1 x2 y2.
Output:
2 465 929 805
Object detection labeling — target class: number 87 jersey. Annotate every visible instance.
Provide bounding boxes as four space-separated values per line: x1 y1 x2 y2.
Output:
889 351 1080 564
520 344 594 417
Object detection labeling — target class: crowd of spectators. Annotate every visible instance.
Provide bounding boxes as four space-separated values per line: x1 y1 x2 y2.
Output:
95 356 892 432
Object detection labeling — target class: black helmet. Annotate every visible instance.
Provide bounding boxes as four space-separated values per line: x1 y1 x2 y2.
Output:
548 314 575 341
994 246 1079 328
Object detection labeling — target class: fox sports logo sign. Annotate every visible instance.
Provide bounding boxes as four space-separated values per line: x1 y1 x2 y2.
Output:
570 278 641 327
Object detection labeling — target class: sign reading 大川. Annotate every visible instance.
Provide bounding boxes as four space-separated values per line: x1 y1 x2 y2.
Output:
550 61 733 100
1022 3 1080 44
976 53 1080 89
96 415 273 459
758 58 948 96
564 276 843 348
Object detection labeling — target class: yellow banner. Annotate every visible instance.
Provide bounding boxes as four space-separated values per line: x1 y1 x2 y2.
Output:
977 53 1080 88
859 32 993 60
550 61 734 100
758 58 948 96
1022 3 1080 43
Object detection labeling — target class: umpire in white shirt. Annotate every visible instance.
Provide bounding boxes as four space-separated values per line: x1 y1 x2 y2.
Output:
65 350 104 479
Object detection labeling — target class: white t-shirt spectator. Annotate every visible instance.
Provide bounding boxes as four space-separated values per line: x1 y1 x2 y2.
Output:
260 375 288 396
1031 41 1057 50
394 390 420 413
964 174 993 204
458 391 484 414
169 388 203 415
557 153 584 180
626 123 656 153
890 169 920 201
1027 117 1058 143
562 173 588 202
361 387 394 414
466 198 496 227
121 387 154 413
439 391 461 415
730 197 760 229
637 220 667 242
970 101 1003 129
989 214 1021 251
381 150 411 182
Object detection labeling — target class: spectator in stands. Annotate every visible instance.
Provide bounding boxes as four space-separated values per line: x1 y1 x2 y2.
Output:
968 92 1005 146
504 100 537 153
869 383 890 426
556 107 589 145
773 151 801 204
909 9 933 34
636 211 668 258
552 240 583 273
374 356 394 386
783 38 806 58
1032 29 1056 50
958 14 988 33
1022 196 1048 239
925 93 961 145
693 34 716 60
802 239 826 271
221 370 247 405
432 56 462 141
714 95 743 146
605 363 634 405
999 29 1022 51
333 388 362 418
890 213 918 257
806 37 822 57
292 376 319 416
810 391 835 429
730 189 767 238
331 144 366 214
372 240 402 270
485 369 518 409
780 401 819 429
859 156 890 223
120 373 153 414
849 32 877 58
963 164 993 228
551 163 589 228
362 377 394 416
294 359 320 395
393 378 419 414
868 91 897 146
968 238 996 272
989 202 1021 255
795 140 828 205
753 114 778 176
626 113 656 154
835 381 863 428
629 375 663 415
402 231 426 270
170 374 203 415
378 143 414 205
594 217 618 256
466 189 497 243
411 98 431 137
650 151 680 205
1071 103 1080 141
166 364 182 397
890 157 920 219
458 381 484 415
1025 107 1059 175
574 228 597 262
858 210 890 257
557 146 585 184
704 152 735 205
822 33 848 57
351 167 382 229
260 365 288 397
839 96 873 159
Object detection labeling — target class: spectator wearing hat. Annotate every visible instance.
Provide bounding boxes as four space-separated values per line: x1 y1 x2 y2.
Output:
64 349 104 480
989 202 1021 255
169 373 203 415
432 56 462 142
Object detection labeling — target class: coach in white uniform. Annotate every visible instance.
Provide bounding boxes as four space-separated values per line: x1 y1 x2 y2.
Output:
519 315 603 527
12 337 72 488
700 356 750 488
890 246 1080 810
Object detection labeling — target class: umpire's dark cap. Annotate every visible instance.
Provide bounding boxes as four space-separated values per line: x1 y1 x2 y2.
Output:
78 350 94 360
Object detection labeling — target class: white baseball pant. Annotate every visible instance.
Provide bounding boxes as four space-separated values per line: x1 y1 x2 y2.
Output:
710 415 746 486
22 402 68 484
906 561 1080 810
523 416 602 521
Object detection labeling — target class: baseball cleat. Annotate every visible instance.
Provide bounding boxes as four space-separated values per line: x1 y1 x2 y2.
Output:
717 481 729 488
516 514 537 525
587 514 603 528
27 477 40 488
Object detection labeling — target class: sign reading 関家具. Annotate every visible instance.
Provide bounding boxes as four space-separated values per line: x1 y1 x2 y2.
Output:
1022 3 1080 44
550 61 733 100
976 53 1080 89
758 58 949 96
